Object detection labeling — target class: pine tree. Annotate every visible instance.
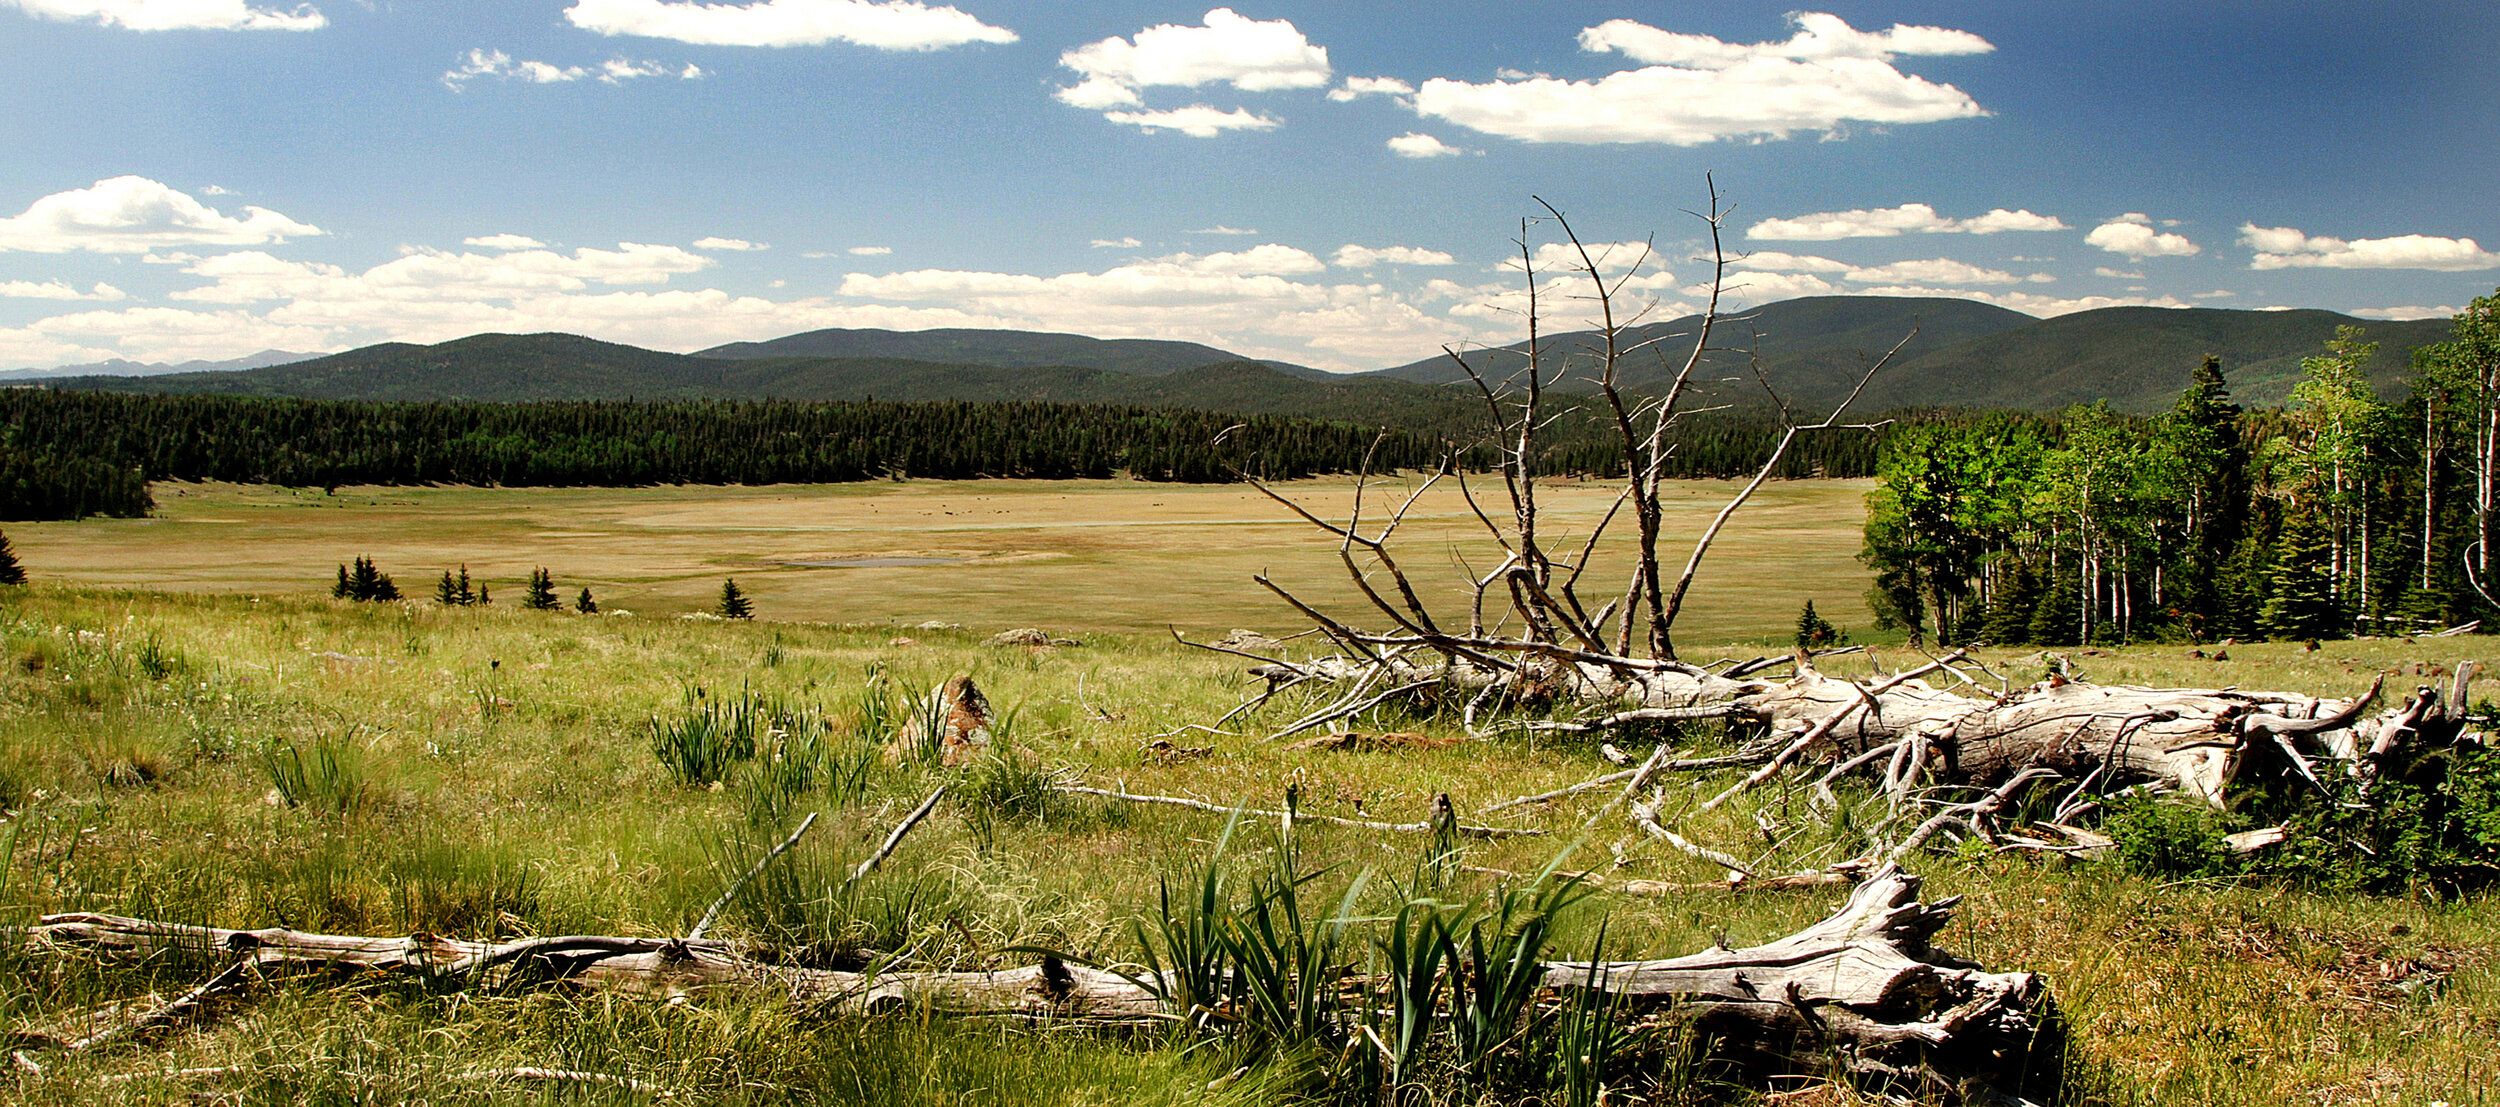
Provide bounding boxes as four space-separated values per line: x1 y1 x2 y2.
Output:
1793 600 1839 648
1973 560 2039 646
0 529 24 585
575 587 598 614
2259 516 2348 640
525 567 560 611
2027 576 2083 647
333 563 353 599
456 565 475 605
476 583 491 605
436 570 460 605
716 578 753 620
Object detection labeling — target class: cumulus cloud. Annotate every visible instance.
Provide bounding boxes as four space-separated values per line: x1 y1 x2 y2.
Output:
694 236 768 251
1328 75 1412 102
845 245 891 255
1747 202 2066 240
1155 244 1325 277
1088 237 1141 249
1412 11 1988 146
3 0 325 31
443 48 702 89
1059 8 1328 107
0 176 322 253
1846 285 2189 316
0 280 123 301
167 242 713 306
563 0 1014 50
833 255 1472 367
2240 224 2500 271
1103 106 1278 137
2352 305 2464 321
1842 258 2021 285
464 234 546 250
2092 266 2142 280
1332 244 1456 268
1191 225 1256 236
1386 132 1466 158
2085 216 2200 259
1732 250 1851 273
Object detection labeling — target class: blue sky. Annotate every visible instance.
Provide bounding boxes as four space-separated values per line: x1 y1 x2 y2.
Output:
2 1 2494 371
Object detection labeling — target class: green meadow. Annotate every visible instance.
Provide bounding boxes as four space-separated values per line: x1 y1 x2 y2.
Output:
0 477 2495 1104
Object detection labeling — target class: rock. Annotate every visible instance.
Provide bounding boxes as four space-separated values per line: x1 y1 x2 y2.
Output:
894 675 994 766
886 636 919 648
1213 628 1284 651
985 628 1080 648
915 620 963 631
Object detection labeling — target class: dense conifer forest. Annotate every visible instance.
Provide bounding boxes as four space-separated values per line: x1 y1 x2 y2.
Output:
1860 292 2500 643
0 388 1889 522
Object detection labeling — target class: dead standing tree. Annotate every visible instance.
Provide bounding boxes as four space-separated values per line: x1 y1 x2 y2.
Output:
1224 184 1908 734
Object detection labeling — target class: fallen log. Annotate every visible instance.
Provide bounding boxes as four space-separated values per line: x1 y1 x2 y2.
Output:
19 870 2055 1101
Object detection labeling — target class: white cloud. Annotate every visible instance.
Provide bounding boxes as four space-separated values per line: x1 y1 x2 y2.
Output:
1059 8 1329 106
2085 217 2200 259
0 176 321 253
142 250 201 264
3 0 325 31
1329 75 1412 102
1747 202 2065 240
1156 244 1325 276
1088 237 1142 249
1190 225 1257 236
1579 11 1989 67
1102 105 1279 137
2192 289 2235 300
563 0 1015 50
1386 132 1466 158
0 280 123 301
2352 305 2463 321
464 234 546 250
1510 240 1655 277
1849 285 2190 316
2240 224 2500 271
1332 244 1456 268
1413 11 1988 146
1710 271 1839 304
167 242 714 305
2092 266 2143 280
1732 250 1851 273
442 48 702 89
694 236 768 251
845 245 891 255
0 306 337 367
1842 257 2020 285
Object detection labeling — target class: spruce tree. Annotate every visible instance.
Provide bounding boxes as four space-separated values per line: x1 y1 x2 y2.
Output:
2259 516 2347 640
1793 600 1838 648
525 567 560 611
2027 575 2083 647
333 563 353 599
476 583 491 605
456 565 475 605
1978 560 2042 646
575 587 598 614
0 529 24 585
436 570 460 605
716 578 753 620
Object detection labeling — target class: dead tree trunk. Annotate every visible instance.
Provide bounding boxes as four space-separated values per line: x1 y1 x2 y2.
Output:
17 871 2056 1102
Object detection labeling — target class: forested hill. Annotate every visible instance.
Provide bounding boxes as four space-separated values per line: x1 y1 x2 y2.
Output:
695 326 1328 378
1366 297 2450 414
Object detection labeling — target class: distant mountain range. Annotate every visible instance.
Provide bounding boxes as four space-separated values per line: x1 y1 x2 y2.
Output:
0 348 312 382
25 297 2463 420
1371 296 2448 412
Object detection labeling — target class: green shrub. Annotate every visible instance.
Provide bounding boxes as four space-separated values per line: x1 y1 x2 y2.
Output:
261 734 371 815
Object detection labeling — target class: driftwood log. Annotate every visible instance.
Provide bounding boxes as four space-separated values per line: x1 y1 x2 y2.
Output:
15 869 2054 1100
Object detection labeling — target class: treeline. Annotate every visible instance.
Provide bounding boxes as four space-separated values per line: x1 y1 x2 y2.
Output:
0 392 1454 519
1862 290 2500 644
1523 408 1885 480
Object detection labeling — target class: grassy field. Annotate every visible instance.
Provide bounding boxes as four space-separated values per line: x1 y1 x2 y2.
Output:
2 480 2498 1104
6 477 1878 645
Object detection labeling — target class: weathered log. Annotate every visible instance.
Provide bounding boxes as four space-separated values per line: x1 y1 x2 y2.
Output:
20 870 2055 1101
1543 868 2057 1100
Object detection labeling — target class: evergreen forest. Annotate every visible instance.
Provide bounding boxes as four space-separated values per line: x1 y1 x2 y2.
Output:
1860 292 2500 644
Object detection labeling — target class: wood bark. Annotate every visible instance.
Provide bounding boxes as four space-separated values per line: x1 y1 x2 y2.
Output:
17 869 2055 1101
